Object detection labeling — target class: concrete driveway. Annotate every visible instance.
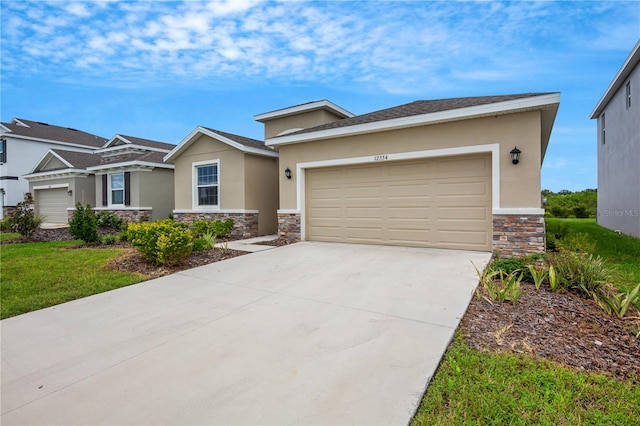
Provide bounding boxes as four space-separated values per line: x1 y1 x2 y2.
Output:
1 242 490 425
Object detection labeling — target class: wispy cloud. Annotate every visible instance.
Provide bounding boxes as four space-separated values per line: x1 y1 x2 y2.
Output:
1 1 638 93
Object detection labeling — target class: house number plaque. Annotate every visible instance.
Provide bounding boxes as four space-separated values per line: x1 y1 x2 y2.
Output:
374 154 388 161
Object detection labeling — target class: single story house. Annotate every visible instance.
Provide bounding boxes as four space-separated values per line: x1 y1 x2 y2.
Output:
257 94 560 257
24 134 175 224
164 126 279 238
590 39 639 238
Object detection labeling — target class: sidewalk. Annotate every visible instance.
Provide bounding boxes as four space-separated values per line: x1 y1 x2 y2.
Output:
216 234 279 252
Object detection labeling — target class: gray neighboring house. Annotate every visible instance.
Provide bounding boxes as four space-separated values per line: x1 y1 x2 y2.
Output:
591 39 640 238
24 134 175 224
0 118 107 219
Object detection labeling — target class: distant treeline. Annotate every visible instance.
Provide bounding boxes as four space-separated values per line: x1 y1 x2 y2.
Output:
542 189 597 218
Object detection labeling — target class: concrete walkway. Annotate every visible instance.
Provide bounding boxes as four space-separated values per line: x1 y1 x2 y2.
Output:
1 242 490 425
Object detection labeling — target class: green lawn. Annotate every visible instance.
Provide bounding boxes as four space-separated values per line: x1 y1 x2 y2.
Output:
546 218 640 292
412 335 640 426
0 232 20 242
1 240 145 319
413 219 640 425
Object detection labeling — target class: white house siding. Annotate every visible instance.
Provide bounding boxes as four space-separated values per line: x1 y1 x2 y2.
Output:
0 137 94 216
597 64 640 238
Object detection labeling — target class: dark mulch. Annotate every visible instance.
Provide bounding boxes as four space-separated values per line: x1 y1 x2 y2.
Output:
461 282 640 382
106 247 247 279
252 238 292 247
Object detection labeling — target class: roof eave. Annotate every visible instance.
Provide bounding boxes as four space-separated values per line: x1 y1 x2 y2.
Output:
164 127 278 163
590 39 640 119
87 161 175 172
266 93 561 146
254 100 354 122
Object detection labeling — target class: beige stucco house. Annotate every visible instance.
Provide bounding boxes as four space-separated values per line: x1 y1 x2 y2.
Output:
257 95 560 257
24 134 175 223
164 126 279 238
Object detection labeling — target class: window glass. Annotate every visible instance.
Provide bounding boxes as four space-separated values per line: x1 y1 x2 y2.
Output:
111 173 124 204
196 164 218 206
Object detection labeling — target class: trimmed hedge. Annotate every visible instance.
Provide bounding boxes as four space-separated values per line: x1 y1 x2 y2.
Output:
128 220 193 266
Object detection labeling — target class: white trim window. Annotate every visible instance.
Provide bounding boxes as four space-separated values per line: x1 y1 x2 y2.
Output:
626 81 631 109
110 172 125 205
193 160 219 208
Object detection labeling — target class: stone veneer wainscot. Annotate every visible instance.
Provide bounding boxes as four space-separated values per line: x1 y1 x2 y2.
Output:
277 212 301 242
492 214 545 258
68 208 153 223
173 211 259 239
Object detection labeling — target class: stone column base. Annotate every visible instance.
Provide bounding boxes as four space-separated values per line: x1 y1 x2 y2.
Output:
68 208 153 223
492 214 545 258
277 212 301 242
173 212 259 239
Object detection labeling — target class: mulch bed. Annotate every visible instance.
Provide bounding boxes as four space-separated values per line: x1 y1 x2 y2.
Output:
252 238 292 247
461 283 640 382
4 228 639 381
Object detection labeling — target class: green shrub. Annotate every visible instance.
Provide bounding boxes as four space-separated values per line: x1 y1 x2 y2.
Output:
0 216 11 231
68 203 100 243
101 234 117 245
572 206 589 218
550 251 613 297
128 220 193 265
593 283 640 318
9 193 42 238
550 206 569 218
191 218 234 238
96 211 127 230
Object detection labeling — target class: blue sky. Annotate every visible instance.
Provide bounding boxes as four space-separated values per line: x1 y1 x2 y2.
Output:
1 1 638 191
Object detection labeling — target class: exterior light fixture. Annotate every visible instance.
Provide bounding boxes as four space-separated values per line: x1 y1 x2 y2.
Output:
67 189 73 196
510 146 521 165
285 167 292 179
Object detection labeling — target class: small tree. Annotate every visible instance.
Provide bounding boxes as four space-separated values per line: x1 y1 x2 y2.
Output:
10 193 41 238
69 203 100 243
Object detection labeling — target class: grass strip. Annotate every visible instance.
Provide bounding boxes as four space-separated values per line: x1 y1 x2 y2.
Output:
412 335 640 425
1 241 144 319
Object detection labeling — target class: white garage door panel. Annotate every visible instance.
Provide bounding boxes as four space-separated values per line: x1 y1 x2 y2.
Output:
306 154 492 251
36 188 69 224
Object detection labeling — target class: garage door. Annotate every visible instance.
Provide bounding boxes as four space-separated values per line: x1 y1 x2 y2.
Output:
36 188 69 224
306 154 492 251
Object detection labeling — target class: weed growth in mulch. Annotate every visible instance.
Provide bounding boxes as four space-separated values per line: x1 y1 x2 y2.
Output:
462 282 640 382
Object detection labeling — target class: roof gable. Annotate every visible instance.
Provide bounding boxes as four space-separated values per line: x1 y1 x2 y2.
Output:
102 134 175 151
254 100 354 122
164 126 278 163
29 149 102 174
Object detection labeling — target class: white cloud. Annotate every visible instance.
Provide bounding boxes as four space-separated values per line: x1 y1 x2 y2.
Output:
1 0 638 94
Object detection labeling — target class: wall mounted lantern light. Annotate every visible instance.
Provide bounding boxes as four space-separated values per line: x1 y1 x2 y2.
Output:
510 146 521 165
67 189 73 196
285 167 292 179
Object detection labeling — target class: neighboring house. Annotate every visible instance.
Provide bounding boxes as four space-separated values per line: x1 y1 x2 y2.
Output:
24 134 175 224
0 118 107 218
164 126 279 238
590 39 640 238
257 95 560 257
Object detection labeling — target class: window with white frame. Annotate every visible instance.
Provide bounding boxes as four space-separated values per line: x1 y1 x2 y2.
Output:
601 113 606 145
194 161 219 207
626 81 631 109
111 173 125 205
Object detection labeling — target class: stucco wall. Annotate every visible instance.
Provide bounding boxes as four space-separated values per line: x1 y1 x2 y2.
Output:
263 109 345 139
597 64 640 237
172 135 245 210
276 110 542 211
138 168 174 220
72 175 96 206
244 154 278 235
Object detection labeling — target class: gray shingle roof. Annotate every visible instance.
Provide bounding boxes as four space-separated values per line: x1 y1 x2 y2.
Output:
48 150 101 170
201 127 277 152
276 93 555 137
2 118 107 147
114 135 175 151
98 150 168 166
